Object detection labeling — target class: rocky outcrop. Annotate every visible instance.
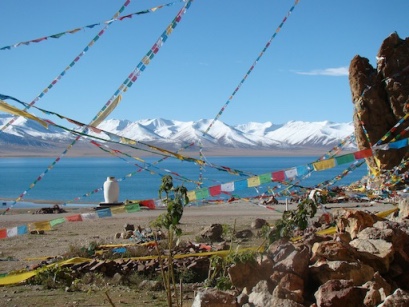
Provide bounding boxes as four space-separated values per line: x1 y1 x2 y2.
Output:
193 199 409 306
349 32 409 175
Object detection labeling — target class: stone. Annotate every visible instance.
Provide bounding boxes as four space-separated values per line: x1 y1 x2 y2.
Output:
192 288 238 307
251 218 267 229
314 279 368 307
379 288 409 307
349 238 394 273
248 280 274 307
234 229 253 239
228 258 274 291
311 241 358 263
336 209 377 239
309 260 375 286
272 245 310 279
200 224 223 242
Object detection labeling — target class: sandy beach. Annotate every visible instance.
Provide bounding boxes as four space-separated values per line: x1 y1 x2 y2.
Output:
0 199 397 274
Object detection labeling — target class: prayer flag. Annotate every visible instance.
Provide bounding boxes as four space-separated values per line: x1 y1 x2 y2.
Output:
195 188 210 200
125 204 140 213
259 173 272 184
187 190 197 201
272 171 285 181
388 139 408 149
0 229 7 239
335 153 355 165
247 176 260 187
234 179 248 191
221 182 234 192
65 214 83 222
50 218 65 227
354 148 373 159
209 185 221 196
29 221 52 231
0 100 48 128
96 208 112 218
296 165 310 176
17 225 28 235
7 227 18 238
80 212 98 220
110 206 126 214
140 199 155 209
313 159 336 171
285 168 297 179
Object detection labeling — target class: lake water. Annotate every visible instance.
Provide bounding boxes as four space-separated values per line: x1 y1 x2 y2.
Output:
0 156 368 206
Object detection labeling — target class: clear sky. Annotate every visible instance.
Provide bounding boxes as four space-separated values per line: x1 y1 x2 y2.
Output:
1 0 408 128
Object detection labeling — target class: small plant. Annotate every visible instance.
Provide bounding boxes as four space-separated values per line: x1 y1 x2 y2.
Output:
205 250 256 290
154 175 189 307
28 265 76 289
270 196 319 242
63 240 100 259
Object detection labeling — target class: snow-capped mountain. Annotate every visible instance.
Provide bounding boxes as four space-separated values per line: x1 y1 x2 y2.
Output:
0 114 356 155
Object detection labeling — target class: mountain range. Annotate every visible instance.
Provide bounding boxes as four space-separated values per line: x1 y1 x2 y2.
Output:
0 114 356 157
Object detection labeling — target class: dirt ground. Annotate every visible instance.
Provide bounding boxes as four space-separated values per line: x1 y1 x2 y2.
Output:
0 200 397 307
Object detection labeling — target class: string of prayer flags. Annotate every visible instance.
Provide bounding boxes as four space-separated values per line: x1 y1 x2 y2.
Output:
0 1 182 51
0 100 48 128
1 0 131 133
203 0 300 135
3 0 194 211
0 200 146 240
185 146 386 201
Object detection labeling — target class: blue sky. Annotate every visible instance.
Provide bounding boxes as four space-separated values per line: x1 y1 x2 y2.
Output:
1 0 408 127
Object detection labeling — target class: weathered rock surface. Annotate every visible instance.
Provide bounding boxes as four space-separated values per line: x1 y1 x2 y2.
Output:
349 32 409 175
193 199 409 306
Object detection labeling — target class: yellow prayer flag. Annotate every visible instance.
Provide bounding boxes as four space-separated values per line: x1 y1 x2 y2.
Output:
110 206 126 214
247 176 261 187
312 159 336 171
90 95 121 127
187 190 196 201
0 100 48 128
29 221 52 231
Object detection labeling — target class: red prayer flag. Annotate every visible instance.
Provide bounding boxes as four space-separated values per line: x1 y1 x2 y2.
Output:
354 148 373 159
0 228 7 239
272 171 285 181
209 185 221 196
140 199 156 210
65 214 83 222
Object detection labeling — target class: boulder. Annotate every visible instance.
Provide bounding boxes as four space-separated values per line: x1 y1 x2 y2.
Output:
314 279 368 307
379 288 409 307
336 209 378 239
200 224 223 242
349 238 394 273
251 218 268 229
192 288 238 307
309 260 375 286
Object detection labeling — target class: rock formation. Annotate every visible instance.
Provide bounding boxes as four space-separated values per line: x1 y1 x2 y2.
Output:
192 200 409 306
349 32 409 181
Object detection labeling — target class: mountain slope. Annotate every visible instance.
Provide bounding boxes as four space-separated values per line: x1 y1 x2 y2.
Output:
0 114 355 156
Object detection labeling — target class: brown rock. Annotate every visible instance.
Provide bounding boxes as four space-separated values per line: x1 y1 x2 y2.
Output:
311 241 358 263
192 288 238 307
314 279 368 307
200 224 223 242
309 260 375 286
349 32 409 175
349 238 394 273
251 218 268 229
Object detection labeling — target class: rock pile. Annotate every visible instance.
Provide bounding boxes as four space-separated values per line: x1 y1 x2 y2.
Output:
193 199 409 306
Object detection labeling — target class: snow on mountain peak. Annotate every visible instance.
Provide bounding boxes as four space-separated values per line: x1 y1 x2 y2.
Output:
0 114 356 150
